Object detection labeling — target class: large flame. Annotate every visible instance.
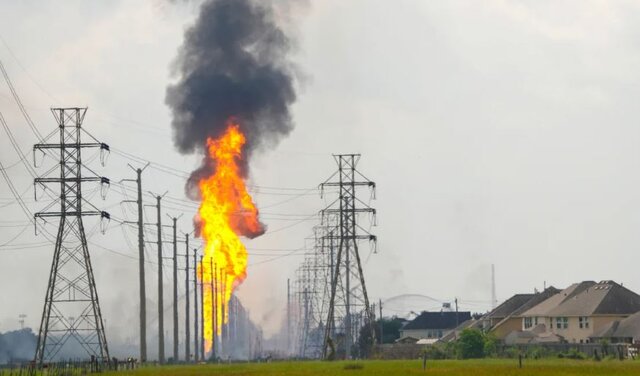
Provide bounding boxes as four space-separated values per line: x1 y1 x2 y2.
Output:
197 121 263 356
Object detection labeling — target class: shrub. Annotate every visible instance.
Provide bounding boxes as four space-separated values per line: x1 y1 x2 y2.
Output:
504 347 521 359
526 346 551 359
483 333 499 357
456 328 485 359
423 345 447 360
562 348 586 360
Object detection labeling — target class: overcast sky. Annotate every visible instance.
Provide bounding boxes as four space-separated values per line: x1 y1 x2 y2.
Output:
2 0 640 359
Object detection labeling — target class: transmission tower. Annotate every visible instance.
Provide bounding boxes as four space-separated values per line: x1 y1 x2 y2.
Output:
306 225 336 358
33 108 111 365
321 154 377 360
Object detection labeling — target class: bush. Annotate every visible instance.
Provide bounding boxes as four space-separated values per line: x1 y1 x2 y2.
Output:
456 328 485 359
483 333 499 357
559 348 586 360
423 345 447 360
504 347 521 359
526 346 551 359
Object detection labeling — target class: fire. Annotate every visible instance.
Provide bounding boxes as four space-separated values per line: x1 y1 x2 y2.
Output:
196 121 263 356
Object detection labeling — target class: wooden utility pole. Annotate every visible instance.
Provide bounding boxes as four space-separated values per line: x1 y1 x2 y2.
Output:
193 249 199 362
184 235 190 362
156 195 165 364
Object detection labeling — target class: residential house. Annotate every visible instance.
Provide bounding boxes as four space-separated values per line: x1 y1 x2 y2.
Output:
591 311 640 344
399 311 471 340
518 280 640 344
487 287 559 339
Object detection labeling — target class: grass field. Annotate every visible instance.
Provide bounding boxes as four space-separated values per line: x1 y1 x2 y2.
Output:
104 359 640 376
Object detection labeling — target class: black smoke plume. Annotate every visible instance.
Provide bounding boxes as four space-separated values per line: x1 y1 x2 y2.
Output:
166 0 297 195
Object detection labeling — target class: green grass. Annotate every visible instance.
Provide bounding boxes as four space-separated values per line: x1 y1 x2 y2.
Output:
104 358 640 376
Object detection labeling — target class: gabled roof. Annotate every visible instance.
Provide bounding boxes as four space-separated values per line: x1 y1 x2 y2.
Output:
485 287 560 321
403 311 472 330
485 294 534 319
521 281 595 317
439 319 480 342
592 311 640 339
511 287 561 316
591 320 620 339
546 281 640 317
395 336 419 344
488 287 561 333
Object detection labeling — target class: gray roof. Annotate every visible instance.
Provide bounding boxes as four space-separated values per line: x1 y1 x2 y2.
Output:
546 281 640 317
521 281 595 317
439 319 479 342
511 287 560 316
488 287 560 332
592 310 640 340
485 294 534 319
403 311 471 330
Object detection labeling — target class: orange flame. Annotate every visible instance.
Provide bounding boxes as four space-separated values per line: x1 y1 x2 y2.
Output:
196 121 263 356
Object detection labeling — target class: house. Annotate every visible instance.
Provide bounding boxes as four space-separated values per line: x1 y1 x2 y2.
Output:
394 336 419 344
439 318 482 343
487 287 559 338
591 310 640 344
399 311 471 340
518 281 594 335
517 280 640 344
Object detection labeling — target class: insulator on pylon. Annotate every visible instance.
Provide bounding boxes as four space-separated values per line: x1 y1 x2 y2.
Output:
100 211 111 234
34 217 47 236
33 148 45 168
33 182 45 202
100 143 110 166
100 177 110 199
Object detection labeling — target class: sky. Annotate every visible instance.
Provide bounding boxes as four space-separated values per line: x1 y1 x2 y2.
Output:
2 0 640 359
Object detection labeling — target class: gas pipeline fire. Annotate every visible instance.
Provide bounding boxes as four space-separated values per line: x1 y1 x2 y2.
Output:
196 121 264 354
166 0 298 359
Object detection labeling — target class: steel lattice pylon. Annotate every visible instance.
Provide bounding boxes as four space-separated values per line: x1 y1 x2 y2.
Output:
321 154 377 360
33 108 111 365
293 224 335 359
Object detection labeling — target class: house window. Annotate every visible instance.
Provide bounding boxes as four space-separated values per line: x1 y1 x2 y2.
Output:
534 317 539 326
524 317 532 329
556 317 568 329
579 316 590 329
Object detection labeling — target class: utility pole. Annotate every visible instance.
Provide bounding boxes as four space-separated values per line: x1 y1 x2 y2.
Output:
491 264 497 310
455 298 459 327
287 278 290 355
321 154 377 360
168 215 181 362
199 255 204 361
155 195 165 364
379 299 383 345
193 249 199 363
217 264 224 357
33 108 111 365
209 257 216 360
185 235 190 362
122 163 150 363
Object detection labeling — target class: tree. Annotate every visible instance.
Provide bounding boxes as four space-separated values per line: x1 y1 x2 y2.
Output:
380 317 405 344
456 328 485 359
483 332 499 357
357 316 406 357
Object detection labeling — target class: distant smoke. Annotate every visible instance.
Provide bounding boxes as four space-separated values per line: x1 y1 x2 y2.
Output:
166 0 297 192
0 329 36 364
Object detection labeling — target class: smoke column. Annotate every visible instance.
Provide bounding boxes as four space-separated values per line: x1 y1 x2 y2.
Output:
166 0 297 192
